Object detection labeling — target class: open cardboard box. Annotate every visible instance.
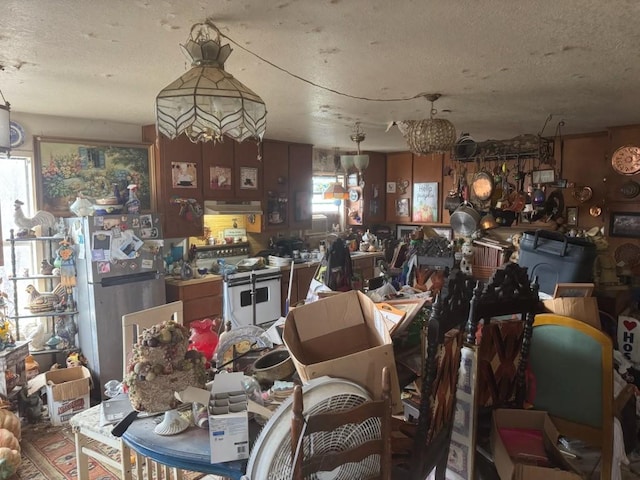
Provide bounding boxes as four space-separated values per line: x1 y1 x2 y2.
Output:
283 290 401 412
491 409 582 480
29 366 92 426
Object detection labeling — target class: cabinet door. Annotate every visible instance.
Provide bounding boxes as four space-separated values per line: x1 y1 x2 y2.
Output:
362 152 386 224
143 125 204 238
234 141 263 200
296 265 316 305
386 152 413 223
202 141 235 199
262 140 290 229
288 143 313 230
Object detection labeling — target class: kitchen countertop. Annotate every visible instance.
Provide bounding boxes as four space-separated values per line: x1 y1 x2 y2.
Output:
164 274 223 286
164 251 386 284
279 250 385 270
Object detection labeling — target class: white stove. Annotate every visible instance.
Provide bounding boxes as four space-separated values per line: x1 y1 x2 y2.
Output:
194 243 250 271
223 266 282 327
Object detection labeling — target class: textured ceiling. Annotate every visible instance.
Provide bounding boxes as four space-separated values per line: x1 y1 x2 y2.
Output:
2 0 640 152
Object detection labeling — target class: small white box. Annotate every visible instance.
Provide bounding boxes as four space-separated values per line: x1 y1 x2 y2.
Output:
208 372 249 464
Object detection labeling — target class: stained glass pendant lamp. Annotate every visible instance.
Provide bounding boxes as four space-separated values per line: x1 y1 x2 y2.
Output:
156 20 267 144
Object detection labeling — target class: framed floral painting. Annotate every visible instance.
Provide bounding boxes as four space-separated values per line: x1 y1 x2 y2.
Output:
35 137 154 216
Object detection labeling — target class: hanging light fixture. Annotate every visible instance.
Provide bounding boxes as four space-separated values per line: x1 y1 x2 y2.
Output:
396 93 456 155
0 89 10 156
340 123 369 174
324 148 348 201
156 19 267 144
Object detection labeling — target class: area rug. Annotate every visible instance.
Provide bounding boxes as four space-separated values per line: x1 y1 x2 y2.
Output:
14 422 204 480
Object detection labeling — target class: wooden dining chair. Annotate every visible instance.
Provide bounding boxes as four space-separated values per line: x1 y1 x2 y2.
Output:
528 313 614 480
121 300 187 480
464 262 540 409
397 269 474 479
291 366 392 480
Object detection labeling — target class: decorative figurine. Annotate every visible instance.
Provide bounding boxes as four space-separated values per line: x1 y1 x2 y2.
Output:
13 199 56 236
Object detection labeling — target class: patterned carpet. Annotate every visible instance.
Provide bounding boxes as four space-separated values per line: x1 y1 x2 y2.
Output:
14 421 205 480
16 422 120 479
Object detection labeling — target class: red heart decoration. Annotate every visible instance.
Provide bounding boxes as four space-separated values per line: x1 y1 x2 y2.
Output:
624 320 637 331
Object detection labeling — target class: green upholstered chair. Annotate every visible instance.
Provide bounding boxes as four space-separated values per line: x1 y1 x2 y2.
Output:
528 313 614 480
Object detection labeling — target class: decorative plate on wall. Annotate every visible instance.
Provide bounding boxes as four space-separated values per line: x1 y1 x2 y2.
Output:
9 121 25 148
611 145 640 176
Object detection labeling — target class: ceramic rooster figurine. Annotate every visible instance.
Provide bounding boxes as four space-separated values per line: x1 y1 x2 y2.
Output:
14 200 57 236
25 283 66 313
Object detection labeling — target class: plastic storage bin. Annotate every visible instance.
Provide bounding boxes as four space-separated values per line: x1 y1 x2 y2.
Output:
518 230 597 295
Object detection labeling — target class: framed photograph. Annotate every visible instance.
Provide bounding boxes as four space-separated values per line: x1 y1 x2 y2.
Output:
386 181 396 193
35 137 154 216
396 198 410 217
240 167 258 190
432 226 453 240
553 282 595 298
566 206 578 226
412 182 439 223
532 168 556 184
610 211 640 238
209 166 232 190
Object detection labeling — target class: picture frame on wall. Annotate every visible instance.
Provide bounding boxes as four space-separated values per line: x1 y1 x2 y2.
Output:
609 211 640 238
396 198 410 217
34 136 154 216
412 182 439 223
566 206 578 226
171 162 197 188
239 167 258 190
210 166 232 190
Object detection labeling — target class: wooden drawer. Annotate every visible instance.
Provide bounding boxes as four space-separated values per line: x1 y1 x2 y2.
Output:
184 296 223 322
167 280 221 302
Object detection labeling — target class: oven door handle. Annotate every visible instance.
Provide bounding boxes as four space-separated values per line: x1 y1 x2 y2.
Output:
225 273 282 287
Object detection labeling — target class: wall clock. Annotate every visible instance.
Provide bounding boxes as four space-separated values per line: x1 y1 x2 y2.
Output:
611 145 640 176
9 121 25 148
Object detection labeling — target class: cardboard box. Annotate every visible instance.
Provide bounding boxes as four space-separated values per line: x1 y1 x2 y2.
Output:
542 297 601 330
491 409 582 480
207 372 249 464
283 290 402 412
43 366 91 426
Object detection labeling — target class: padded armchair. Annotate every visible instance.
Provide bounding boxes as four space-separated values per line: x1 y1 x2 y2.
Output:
528 313 614 480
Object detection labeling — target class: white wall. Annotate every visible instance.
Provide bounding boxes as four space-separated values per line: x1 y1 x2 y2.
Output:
9 112 144 159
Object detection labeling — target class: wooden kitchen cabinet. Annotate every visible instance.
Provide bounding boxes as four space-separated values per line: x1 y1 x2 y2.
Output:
262 140 290 229
352 255 379 282
142 125 204 238
346 151 387 226
165 277 223 327
386 152 413 223
280 264 317 316
288 143 313 231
